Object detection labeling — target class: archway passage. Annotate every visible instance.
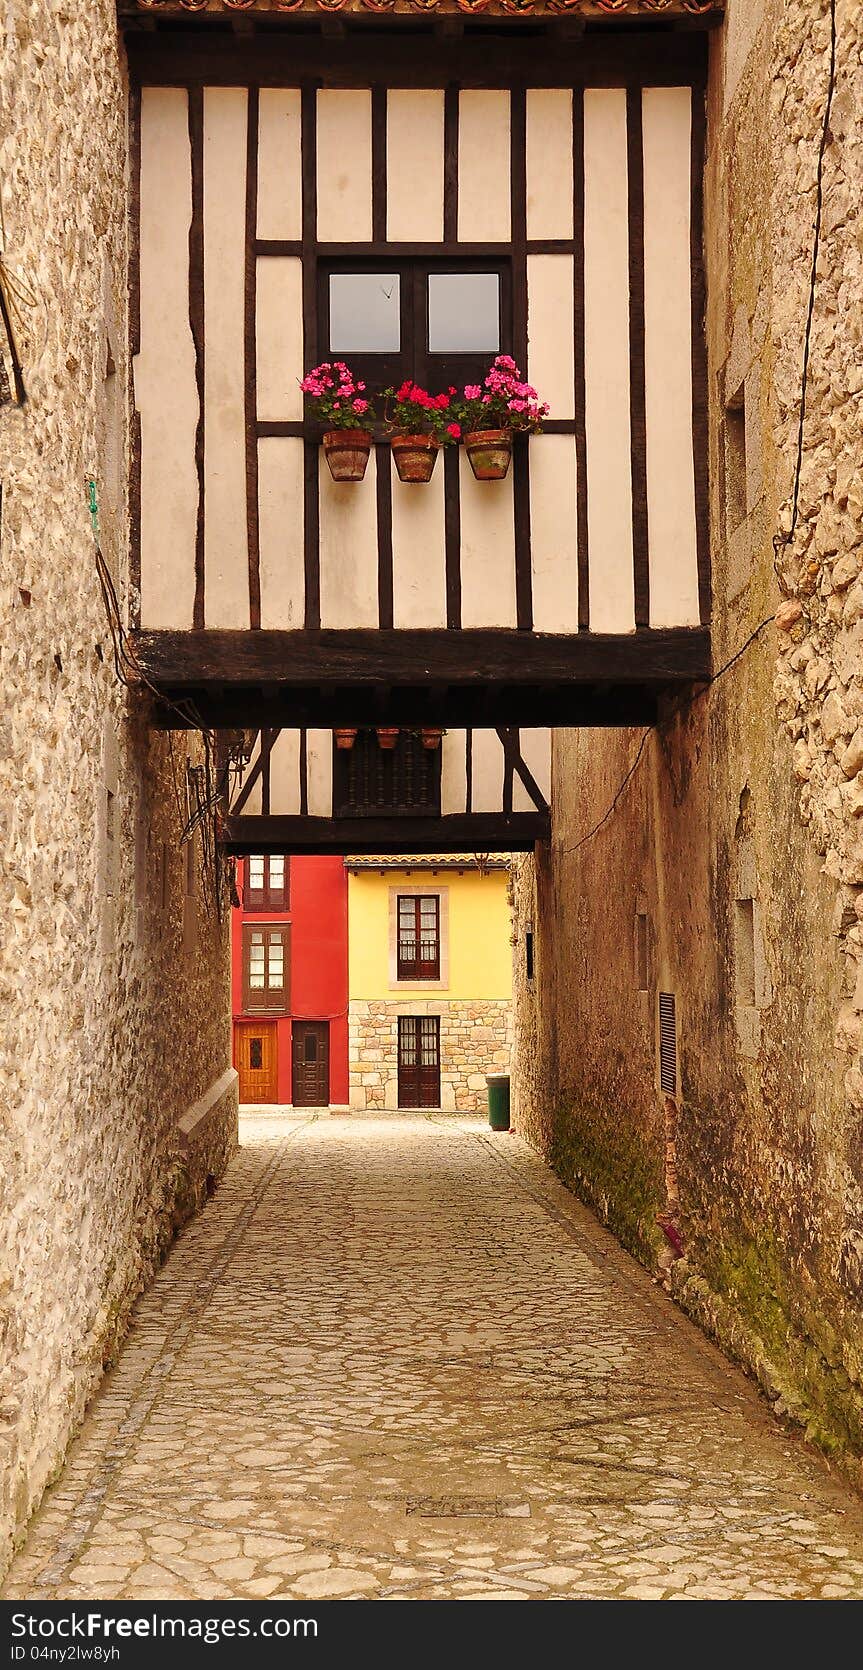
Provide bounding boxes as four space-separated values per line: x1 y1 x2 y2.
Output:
7 1114 863 1603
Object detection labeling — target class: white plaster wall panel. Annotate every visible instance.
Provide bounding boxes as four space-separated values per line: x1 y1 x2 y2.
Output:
256 257 303 420
526 90 573 240
459 452 517 628
458 91 511 242
256 88 302 241
203 87 249 628
306 731 333 817
319 457 379 628
258 438 304 629
441 730 468 816
391 455 448 628
471 730 504 813
137 88 198 629
583 88 635 634
513 729 552 813
387 90 445 243
316 90 373 242
642 87 700 628
268 729 302 816
528 255 574 421
529 435 578 633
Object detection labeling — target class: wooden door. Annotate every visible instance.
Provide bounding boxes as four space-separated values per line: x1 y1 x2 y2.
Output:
235 1020 278 1104
398 1016 441 1108
292 1021 330 1107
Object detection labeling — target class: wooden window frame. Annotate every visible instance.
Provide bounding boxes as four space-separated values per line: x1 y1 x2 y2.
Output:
242 921 291 1014
397 894 441 982
317 255 512 398
243 853 289 913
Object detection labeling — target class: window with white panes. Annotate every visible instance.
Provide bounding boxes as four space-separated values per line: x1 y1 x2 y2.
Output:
397 895 440 981
244 853 289 912
242 923 290 1013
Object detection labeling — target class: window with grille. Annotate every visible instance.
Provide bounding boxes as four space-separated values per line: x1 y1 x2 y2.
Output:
244 853 289 912
397 895 440 981
333 729 441 819
242 923 290 1013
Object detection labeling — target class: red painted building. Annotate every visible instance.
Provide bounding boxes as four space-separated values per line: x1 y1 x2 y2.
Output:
231 855 348 1108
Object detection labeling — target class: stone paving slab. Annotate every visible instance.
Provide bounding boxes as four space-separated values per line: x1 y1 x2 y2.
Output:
6 1115 863 1600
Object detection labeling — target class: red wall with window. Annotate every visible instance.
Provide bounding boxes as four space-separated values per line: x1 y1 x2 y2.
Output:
231 855 349 1106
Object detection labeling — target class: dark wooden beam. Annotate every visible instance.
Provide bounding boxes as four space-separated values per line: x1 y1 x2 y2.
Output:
147 683 661 731
124 33 708 92
133 625 710 689
220 812 550 856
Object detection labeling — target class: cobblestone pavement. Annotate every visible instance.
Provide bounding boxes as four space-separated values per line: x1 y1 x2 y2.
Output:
7 1114 863 1601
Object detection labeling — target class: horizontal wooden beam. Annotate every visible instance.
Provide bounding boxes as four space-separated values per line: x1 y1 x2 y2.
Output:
134 626 710 691
124 31 709 90
150 685 661 730
220 812 549 855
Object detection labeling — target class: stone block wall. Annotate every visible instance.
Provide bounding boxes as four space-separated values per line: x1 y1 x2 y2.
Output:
0 1 236 1578
513 0 863 1481
349 999 512 1111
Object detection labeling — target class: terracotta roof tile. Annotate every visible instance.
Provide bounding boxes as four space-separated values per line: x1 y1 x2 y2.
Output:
344 853 509 870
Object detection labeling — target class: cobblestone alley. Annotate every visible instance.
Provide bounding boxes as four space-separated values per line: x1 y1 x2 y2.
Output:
7 1115 863 1602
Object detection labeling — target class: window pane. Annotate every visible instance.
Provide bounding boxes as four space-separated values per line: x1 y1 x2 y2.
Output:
428 273 500 353
269 857 285 883
249 857 265 886
330 273 400 352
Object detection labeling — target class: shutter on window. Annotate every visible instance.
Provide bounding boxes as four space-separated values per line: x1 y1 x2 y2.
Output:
659 992 677 1096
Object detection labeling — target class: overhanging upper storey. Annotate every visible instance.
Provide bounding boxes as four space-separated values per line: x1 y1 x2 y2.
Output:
125 12 713 726
221 725 550 855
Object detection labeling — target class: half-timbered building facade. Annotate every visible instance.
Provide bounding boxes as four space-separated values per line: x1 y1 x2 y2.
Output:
119 0 718 856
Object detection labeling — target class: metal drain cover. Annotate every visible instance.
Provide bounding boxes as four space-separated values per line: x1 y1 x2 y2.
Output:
406 1496 530 1519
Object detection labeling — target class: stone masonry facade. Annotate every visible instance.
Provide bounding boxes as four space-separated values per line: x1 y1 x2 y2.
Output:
513 0 863 1484
349 1000 512 1112
0 1 236 1579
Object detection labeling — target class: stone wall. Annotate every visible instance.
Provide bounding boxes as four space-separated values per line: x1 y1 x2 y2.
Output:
0 1 236 1578
349 999 512 1111
513 0 863 1479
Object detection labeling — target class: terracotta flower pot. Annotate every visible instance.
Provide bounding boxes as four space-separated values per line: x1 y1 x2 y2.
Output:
464 428 513 481
421 727 443 750
391 434 439 484
334 727 358 750
376 727 399 750
323 429 372 483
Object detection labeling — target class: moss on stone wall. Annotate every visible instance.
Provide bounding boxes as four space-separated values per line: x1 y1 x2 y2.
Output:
550 1092 664 1268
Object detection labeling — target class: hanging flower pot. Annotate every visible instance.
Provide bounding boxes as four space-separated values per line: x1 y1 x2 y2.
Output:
334 727 358 750
464 428 513 481
322 428 373 483
421 727 443 750
376 727 399 750
391 434 439 484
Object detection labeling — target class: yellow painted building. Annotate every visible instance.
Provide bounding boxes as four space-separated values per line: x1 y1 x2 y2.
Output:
346 856 513 1113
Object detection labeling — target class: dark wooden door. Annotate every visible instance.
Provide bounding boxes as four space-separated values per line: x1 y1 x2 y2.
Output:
292 1021 330 1107
398 1016 441 1108
235 1021 278 1104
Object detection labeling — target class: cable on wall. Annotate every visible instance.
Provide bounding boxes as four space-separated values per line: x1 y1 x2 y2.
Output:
561 0 839 862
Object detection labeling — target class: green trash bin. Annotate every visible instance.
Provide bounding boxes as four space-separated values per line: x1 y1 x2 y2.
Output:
487 1073 511 1131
